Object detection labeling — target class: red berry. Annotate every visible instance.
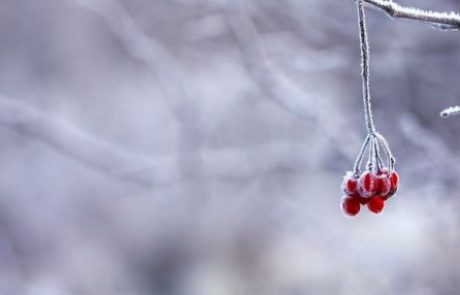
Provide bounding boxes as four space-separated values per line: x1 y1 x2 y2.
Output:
367 195 385 214
377 174 391 195
341 196 361 217
389 170 399 195
390 170 399 188
359 171 378 198
349 192 369 205
342 172 358 195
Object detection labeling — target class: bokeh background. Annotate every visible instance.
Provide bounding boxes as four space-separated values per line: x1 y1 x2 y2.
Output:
1 0 460 294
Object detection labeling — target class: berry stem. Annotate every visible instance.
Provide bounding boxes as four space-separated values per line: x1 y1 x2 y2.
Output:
375 132 396 171
367 136 376 171
372 135 383 171
353 134 371 176
357 0 376 136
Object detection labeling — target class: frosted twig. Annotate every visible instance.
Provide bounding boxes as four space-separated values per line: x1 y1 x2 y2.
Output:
440 106 460 118
372 136 383 170
352 134 370 176
362 1 460 120
375 141 384 170
375 132 396 171
363 0 460 30
367 136 376 170
357 0 376 135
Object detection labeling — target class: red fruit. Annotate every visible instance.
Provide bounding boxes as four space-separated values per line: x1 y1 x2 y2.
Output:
390 171 399 187
389 170 399 195
367 195 385 214
377 174 391 195
342 172 358 195
341 196 361 217
359 171 378 198
349 192 369 205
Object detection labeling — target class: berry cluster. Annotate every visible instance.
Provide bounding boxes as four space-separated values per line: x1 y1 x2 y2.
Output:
340 133 398 217
341 168 399 216
343 1 399 217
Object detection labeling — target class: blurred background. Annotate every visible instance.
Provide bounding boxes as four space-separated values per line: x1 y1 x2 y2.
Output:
0 0 460 294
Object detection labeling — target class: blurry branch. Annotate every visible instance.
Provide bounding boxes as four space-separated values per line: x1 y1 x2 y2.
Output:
0 95 177 188
223 1 360 159
69 0 192 102
399 115 460 189
72 0 363 192
69 0 208 196
0 95 320 190
364 0 460 30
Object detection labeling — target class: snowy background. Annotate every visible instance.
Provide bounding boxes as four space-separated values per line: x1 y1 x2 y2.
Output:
1 0 460 294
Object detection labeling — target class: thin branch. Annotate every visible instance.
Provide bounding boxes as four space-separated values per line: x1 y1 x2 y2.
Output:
352 134 370 176
440 105 460 118
364 0 460 30
362 1 460 118
357 0 376 134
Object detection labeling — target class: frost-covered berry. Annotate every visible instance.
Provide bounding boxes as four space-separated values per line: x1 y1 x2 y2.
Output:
367 195 385 214
342 172 358 195
390 171 399 190
341 196 361 217
359 171 379 198
340 133 397 218
377 174 391 196
348 192 368 205
386 170 399 197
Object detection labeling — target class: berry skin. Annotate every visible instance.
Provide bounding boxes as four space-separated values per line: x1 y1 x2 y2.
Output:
377 174 391 196
388 170 399 196
367 195 385 214
359 171 379 198
341 196 361 217
342 172 358 195
348 192 369 205
390 171 399 188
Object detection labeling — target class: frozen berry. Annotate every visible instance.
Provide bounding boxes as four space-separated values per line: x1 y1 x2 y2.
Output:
359 171 378 198
390 170 399 188
342 172 358 195
341 196 361 217
389 170 399 195
377 174 391 196
348 192 368 205
367 195 385 214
